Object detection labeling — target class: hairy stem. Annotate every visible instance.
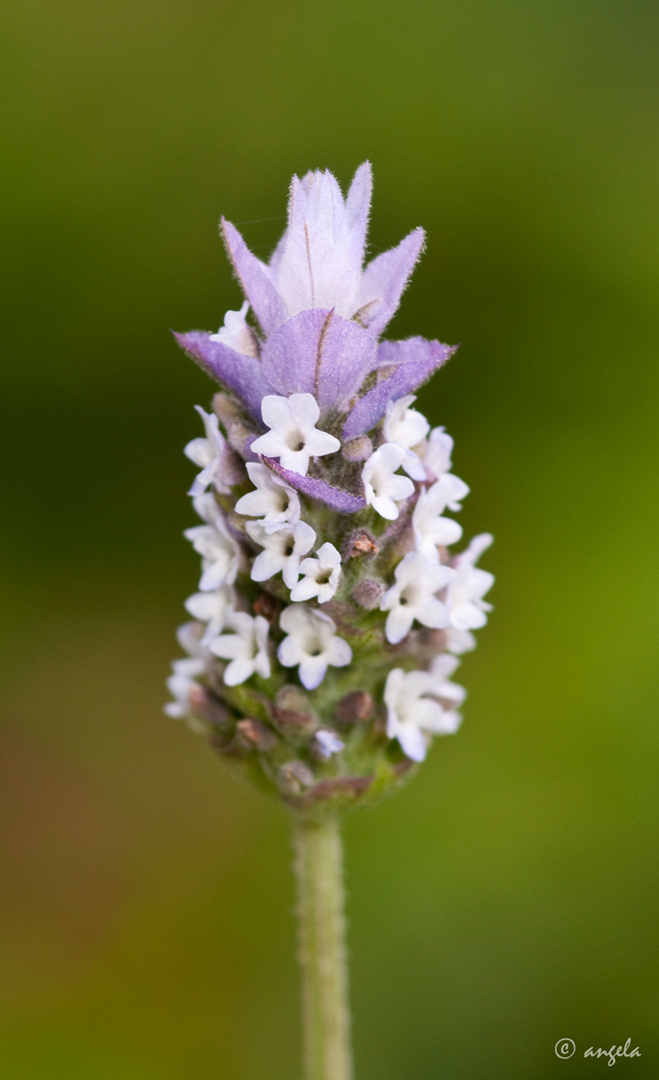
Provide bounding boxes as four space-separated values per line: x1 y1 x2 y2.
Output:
293 811 353 1080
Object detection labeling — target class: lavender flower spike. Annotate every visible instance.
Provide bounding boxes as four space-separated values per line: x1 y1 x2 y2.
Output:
168 164 494 1080
169 164 493 809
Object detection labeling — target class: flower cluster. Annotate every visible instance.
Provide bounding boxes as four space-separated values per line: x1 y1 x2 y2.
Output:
166 165 493 809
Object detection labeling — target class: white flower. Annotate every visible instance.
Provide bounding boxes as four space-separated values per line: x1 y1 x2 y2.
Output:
446 533 494 631
313 729 345 759
361 443 415 520
246 519 316 589
412 476 468 561
184 585 235 645
427 653 467 719
444 627 477 655
184 406 232 497
380 551 455 644
176 619 207 659
234 462 301 532
383 395 430 480
384 667 462 762
191 492 218 523
184 515 240 592
209 611 271 686
422 427 468 510
164 657 206 718
209 300 258 357
423 426 454 480
250 393 340 475
290 542 342 604
278 605 352 690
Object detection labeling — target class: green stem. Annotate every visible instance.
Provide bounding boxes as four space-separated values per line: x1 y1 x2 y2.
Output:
293 811 354 1080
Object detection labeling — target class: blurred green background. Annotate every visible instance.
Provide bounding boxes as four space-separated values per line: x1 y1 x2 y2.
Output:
1 0 658 1076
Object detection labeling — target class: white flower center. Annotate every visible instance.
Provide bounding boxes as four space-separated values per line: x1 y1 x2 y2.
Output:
287 430 307 452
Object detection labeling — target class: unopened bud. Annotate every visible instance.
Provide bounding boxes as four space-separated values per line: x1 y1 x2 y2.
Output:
228 420 257 459
335 690 375 726
415 628 449 661
253 592 280 623
272 685 316 733
276 685 308 712
277 761 315 796
342 435 373 462
352 578 385 609
236 718 277 751
188 685 231 729
345 530 379 560
212 392 241 426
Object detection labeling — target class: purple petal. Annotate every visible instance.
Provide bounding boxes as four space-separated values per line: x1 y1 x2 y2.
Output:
353 227 425 338
221 219 288 334
260 309 375 410
174 331 273 419
344 162 372 267
262 457 366 514
343 337 457 439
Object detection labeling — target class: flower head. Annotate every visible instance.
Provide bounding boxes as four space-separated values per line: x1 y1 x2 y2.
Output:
168 165 493 808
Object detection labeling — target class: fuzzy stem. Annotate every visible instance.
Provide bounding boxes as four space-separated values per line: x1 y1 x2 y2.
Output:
293 811 353 1080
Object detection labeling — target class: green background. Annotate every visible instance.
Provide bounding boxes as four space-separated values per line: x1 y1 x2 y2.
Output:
1 0 658 1076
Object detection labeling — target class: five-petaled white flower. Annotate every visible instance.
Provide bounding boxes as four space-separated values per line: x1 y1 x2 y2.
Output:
246 519 316 589
185 585 235 645
361 443 415 520
384 667 462 762
380 551 455 644
184 406 233 497
278 605 352 690
446 533 494 631
184 515 240 592
251 393 340 475
234 462 301 533
412 475 468 562
209 611 271 686
383 395 430 480
209 300 258 357
290 542 342 604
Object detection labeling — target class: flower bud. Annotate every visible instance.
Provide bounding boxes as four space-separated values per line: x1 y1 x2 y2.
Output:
335 691 375 726
236 718 278 751
277 761 315 796
352 579 385 610
342 435 373 462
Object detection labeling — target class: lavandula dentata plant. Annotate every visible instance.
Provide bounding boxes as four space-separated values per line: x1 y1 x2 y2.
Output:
166 165 493 1080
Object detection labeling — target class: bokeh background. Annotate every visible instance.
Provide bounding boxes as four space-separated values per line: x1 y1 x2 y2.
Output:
2 0 658 1077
